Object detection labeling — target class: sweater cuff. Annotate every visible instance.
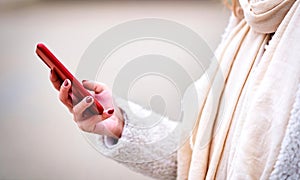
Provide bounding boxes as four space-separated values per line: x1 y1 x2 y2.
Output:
82 97 178 163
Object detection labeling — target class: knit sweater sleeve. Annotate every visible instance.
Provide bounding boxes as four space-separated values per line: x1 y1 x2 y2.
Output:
82 98 179 180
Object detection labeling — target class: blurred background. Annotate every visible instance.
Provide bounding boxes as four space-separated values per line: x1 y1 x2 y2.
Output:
0 0 229 179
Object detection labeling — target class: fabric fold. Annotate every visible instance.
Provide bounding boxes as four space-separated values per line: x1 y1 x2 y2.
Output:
239 0 296 33
178 0 300 179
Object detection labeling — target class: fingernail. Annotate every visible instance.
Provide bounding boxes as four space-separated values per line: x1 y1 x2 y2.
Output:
64 80 69 87
86 96 93 103
108 109 114 114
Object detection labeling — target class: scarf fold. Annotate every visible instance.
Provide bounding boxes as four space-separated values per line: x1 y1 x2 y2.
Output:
240 0 296 33
177 0 300 179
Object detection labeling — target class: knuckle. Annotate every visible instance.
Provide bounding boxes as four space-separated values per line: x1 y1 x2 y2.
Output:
95 86 102 93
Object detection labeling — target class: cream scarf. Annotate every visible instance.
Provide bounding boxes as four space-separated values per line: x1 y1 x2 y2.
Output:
177 0 300 179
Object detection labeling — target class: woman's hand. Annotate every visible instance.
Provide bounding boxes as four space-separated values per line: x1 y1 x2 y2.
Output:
50 70 124 139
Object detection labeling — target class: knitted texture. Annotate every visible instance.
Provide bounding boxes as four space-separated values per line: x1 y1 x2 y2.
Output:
270 85 300 179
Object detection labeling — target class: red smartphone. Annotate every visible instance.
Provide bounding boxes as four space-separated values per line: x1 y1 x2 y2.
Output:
36 43 104 115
